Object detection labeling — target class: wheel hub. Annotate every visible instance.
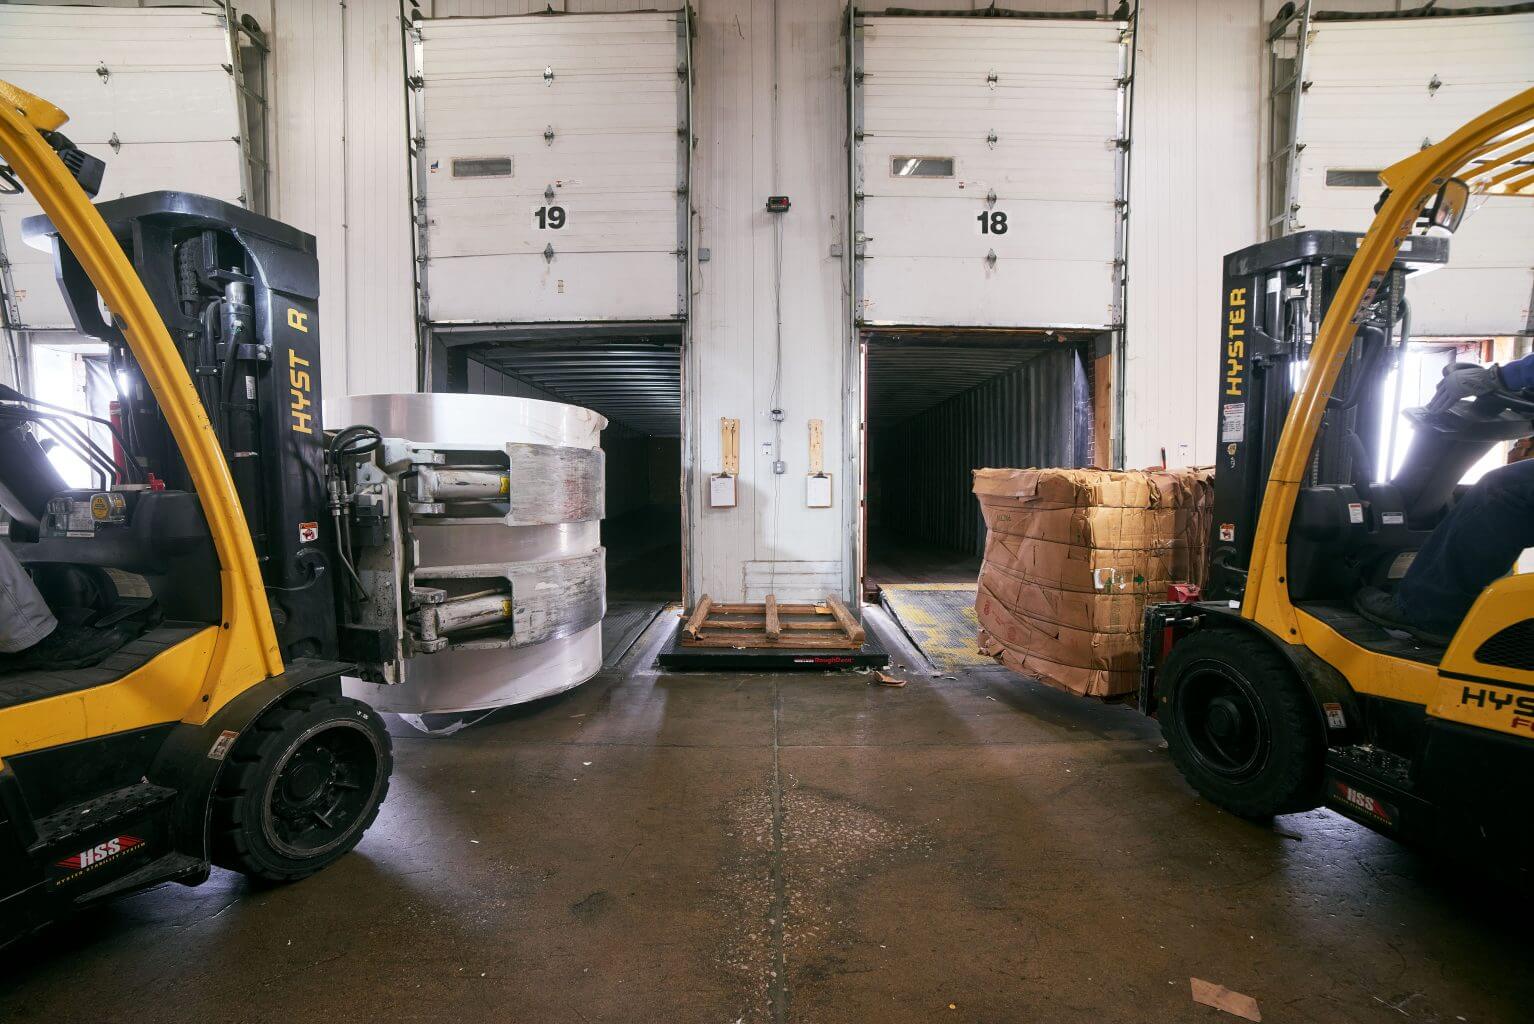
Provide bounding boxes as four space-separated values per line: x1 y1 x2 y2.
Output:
262 720 381 860
280 750 335 805
1206 698 1244 741
1178 664 1271 780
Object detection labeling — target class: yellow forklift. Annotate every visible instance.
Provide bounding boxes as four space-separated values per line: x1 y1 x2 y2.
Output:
0 82 392 944
1142 88 1534 869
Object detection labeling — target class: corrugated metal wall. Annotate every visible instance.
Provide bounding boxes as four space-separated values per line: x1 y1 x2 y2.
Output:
872 346 1090 555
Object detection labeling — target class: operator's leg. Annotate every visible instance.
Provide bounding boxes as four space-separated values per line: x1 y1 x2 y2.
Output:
0 540 57 654
1396 459 1534 636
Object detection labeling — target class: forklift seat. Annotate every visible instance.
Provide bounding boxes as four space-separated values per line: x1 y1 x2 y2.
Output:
0 624 202 711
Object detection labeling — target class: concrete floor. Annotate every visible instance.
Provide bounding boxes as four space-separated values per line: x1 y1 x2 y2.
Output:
3 611 1530 1023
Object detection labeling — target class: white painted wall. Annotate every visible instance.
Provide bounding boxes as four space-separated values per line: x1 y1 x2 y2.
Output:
1120 0 1534 471
6 0 1315 600
268 0 417 400
1123 0 1264 470
0 0 1263 601
685 0 852 601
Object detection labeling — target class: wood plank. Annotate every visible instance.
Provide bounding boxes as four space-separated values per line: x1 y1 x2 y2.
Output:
682 595 712 640
764 594 781 640
710 602 824 615
824 594 865 643
721 417 740 476
692 619 841 633
1093 350 1114 468
682 633 861 650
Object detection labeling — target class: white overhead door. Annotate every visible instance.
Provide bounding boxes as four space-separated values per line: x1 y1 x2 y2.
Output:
1294 12 1534 336
0 5 247 331
414 12 687 325
854 16 1128 330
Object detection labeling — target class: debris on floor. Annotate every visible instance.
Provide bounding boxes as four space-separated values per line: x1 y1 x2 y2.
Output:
1190 978 1262 1021
874 671 906 687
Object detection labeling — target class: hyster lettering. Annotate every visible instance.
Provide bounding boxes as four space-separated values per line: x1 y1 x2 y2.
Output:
1225 287 1247 398
1460 686 1534 717
289 348 314 435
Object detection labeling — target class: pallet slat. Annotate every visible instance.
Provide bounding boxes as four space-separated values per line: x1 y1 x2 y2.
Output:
682 595 713 640
691 634 862 649
824 594 865 644
678 593 863 650
711 602 823 615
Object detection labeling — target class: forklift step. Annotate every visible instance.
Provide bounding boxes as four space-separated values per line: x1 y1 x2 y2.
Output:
73 852 205 906
1324 745 1430 836
29 782 177 855
1328 744 1415 791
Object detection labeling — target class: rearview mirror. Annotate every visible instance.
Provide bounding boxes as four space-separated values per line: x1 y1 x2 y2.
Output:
1423 177 1470 233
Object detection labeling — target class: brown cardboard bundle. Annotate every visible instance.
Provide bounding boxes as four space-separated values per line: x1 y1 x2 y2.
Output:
973 466 1214 699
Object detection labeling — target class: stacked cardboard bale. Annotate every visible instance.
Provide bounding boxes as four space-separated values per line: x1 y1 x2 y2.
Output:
973 467 1214 699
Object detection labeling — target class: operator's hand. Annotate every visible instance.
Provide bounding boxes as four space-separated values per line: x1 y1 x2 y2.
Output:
1428 362 1501 412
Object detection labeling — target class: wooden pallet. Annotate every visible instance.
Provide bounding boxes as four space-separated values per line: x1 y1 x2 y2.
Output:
678 593 866 649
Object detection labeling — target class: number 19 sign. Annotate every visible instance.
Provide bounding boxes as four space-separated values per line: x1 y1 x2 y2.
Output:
534 205 567 230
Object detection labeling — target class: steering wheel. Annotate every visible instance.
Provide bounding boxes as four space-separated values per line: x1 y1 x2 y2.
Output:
1404 384 1534 442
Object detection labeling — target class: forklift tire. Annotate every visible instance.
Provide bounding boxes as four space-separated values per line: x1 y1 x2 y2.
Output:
1159 629 1324 820
210 689 392 882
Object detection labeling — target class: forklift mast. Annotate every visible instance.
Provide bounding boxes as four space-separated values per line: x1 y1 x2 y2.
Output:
22 193 337 661
1205 230 1448 602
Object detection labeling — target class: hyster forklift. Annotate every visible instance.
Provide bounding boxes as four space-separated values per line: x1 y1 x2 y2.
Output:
1142 87 1534 871
1 80 604 945
0 82 396 944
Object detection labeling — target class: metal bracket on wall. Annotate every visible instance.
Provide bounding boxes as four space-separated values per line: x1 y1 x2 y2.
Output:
543 125 556 146
986 130 998 149
985 249 997 268
986 70 998 89
985 189 997 208
542 243 555 263
543 65 555 86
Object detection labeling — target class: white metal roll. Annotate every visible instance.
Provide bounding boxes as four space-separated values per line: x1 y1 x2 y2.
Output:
325 392 608 718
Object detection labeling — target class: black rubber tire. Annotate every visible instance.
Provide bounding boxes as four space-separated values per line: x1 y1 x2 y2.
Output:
210 690 392 882
1159 629 1324 819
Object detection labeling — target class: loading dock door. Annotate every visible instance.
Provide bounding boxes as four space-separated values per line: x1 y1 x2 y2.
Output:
0 5 248 330
1293 12 1534 336
854 16 1128 329
414 12 687 325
